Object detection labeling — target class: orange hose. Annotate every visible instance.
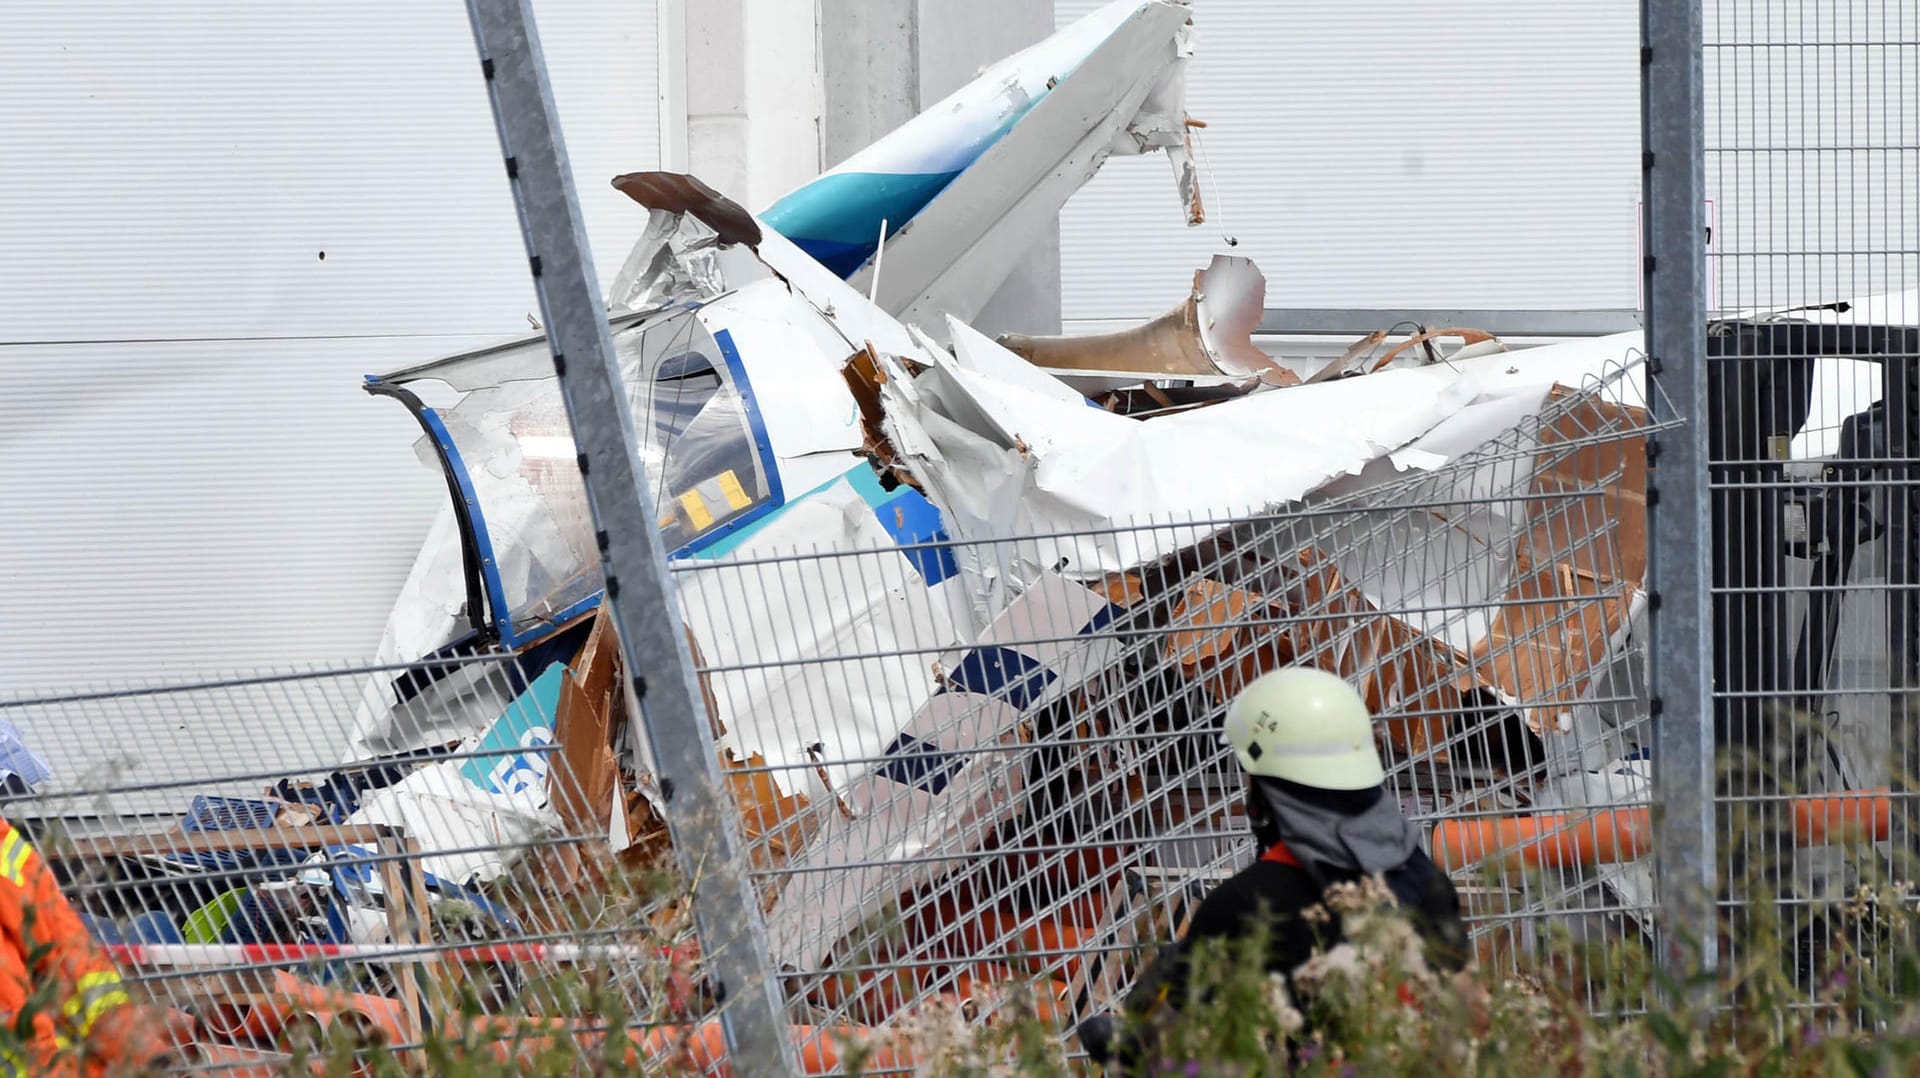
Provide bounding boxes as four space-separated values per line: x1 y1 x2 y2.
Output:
1432 789 1893 870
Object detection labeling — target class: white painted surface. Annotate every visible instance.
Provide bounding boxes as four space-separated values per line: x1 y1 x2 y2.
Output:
744 0 827 211
1056 0 1920 326
1052 0 1643 323
1 1 663 698
685 0 825 211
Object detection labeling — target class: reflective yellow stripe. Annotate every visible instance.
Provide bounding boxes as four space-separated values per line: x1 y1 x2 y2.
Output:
0 832 27 886
64 969 129 1034
67 968 123 1002
76 989 129 1036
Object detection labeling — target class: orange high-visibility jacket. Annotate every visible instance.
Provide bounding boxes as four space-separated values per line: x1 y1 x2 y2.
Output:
0 816 167 1077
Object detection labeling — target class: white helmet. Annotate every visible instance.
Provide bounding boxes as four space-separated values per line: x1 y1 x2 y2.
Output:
1222 667 1384 790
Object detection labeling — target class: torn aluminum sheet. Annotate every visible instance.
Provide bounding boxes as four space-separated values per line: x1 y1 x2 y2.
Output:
872 340 1486 599
331 760 555 888
764 690 1026 971
944 317 1093 410
762 0 1198 306
997 256 1296 394
763 569 1124 971
677 476 961 799
877 317 1655 591
1309 327 1508 384
603 202 774 318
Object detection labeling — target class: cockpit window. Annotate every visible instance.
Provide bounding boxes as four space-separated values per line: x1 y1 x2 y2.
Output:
393 309 768 641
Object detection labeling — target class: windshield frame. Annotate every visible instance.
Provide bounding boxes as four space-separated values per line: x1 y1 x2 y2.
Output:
365 305 785 650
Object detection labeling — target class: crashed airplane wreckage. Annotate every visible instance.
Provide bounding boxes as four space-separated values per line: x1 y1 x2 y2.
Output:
343 205 1676 1025
70 0 1920 1062
346 183 1674 1016
326 0 1675 1028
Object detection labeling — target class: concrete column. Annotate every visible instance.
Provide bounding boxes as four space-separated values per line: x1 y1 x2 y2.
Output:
683 0 750 205
683 0 823 212
819 0 919 169
817 0 1062 337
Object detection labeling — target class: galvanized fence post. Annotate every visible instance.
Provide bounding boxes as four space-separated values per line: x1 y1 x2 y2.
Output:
1640 0 1719 986
457 2 799 1072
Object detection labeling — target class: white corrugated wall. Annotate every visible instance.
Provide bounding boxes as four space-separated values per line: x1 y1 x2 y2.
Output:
1055 0 1644 326
1 2 662 693
1056 0 1919 327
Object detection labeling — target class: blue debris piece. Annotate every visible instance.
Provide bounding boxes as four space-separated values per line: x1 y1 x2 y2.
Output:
78 912 124 945
0 721 52 790
872 487 959 586
163 796 299 875
877 733 966 795
950 645 1056 711
182 796 280 833
271 744 459 824
1080 601 1124 637
126 911 183 945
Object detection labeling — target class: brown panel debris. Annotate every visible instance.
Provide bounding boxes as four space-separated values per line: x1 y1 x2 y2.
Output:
997 256 1297 389
609 171 762 249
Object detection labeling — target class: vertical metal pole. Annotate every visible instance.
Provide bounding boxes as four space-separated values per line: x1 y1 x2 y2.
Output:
1641 0 1718 984
458 4 798 1073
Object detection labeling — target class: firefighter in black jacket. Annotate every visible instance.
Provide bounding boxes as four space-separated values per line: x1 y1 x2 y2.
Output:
1078 667 1470 1071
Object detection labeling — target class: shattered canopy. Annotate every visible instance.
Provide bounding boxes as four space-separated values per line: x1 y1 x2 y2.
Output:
386 307 772 643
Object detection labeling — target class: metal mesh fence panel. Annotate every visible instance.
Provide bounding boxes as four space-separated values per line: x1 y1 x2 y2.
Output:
667 359 1668 1059
0 646 762 1074
3 354 1666 1073
37 0 1920 1067
1700 0 1920 1008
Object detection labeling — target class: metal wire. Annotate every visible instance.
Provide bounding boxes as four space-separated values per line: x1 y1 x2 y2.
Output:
1703 0 1920 1009
12 4 1914 1066
3 648 715 1072
2 358 1673 1073
664 359 1669 1053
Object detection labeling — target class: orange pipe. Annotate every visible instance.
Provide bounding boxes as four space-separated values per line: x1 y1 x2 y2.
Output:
1796 789 1893 846
1433 807 1650 871
1432 789 1893 871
